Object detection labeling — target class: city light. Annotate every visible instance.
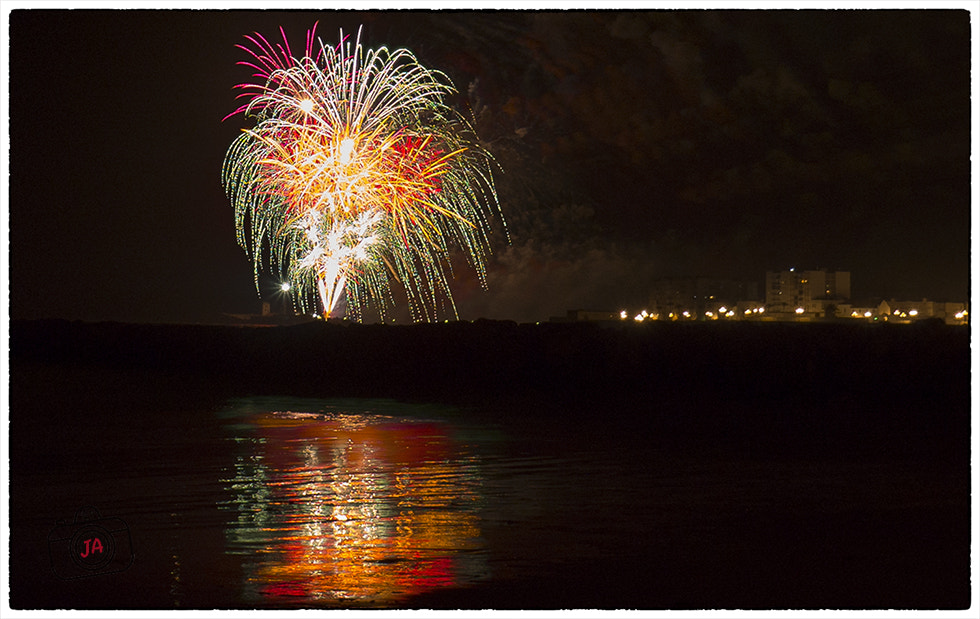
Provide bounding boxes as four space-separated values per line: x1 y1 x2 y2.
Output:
604 288 961 326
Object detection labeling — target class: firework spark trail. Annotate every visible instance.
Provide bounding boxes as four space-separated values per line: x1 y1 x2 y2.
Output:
222 24 504 321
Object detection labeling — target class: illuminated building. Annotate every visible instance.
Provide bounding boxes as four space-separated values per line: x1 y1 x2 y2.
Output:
647 277 759 320
765 269 851 317
560 268 966 325
847 299 969 324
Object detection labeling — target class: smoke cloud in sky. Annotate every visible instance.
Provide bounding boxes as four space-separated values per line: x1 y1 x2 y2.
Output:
428 9 971 322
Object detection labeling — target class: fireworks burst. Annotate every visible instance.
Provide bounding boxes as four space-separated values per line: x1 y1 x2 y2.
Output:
222 24 504 321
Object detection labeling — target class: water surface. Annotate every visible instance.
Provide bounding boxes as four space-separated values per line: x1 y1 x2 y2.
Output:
218 399 490 606
9 393 971 609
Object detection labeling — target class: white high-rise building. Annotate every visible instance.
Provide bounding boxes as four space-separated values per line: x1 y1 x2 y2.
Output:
765 269 851 315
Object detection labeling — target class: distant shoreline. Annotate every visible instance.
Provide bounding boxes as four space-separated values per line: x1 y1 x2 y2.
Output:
9 318 969 447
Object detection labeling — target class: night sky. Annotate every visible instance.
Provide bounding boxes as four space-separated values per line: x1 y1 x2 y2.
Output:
5 6 974 324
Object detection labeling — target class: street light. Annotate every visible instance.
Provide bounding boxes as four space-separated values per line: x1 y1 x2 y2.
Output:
276 282 293 316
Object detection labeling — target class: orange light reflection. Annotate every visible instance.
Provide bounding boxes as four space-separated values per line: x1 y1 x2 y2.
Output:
222 412 485 606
